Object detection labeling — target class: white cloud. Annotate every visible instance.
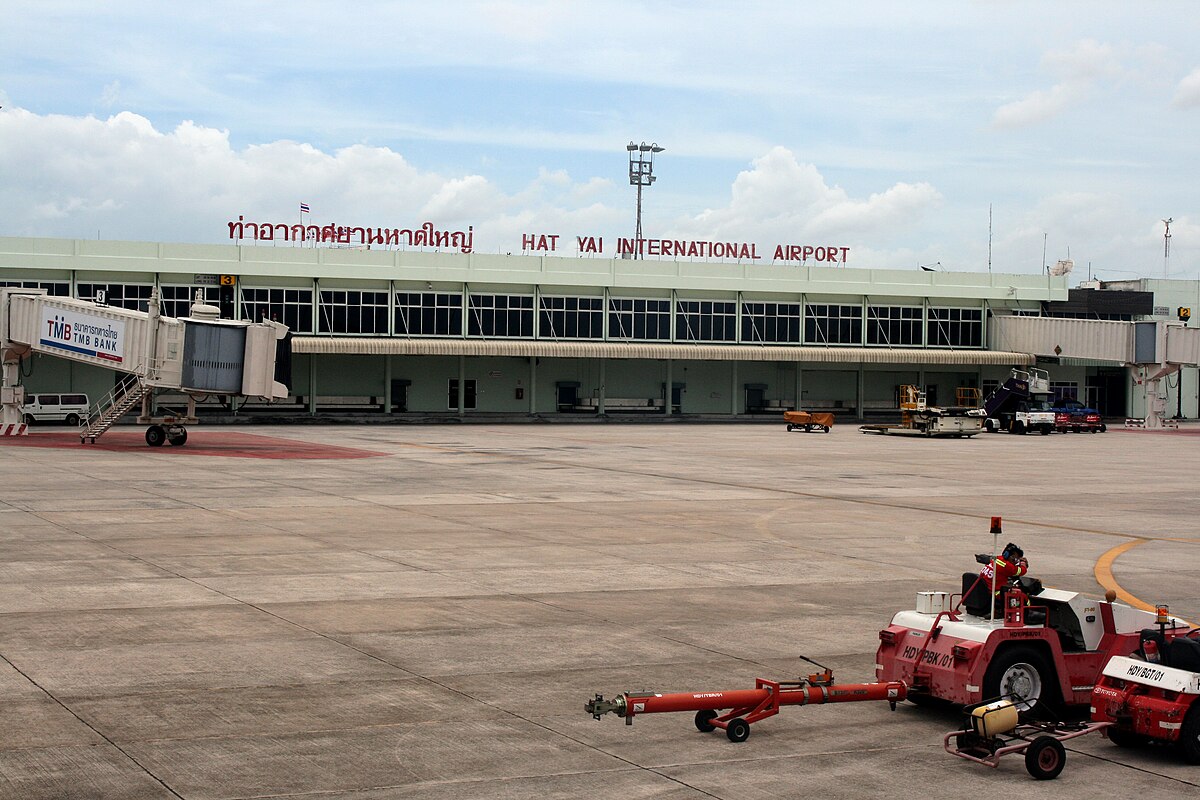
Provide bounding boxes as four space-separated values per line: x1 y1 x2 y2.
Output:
991 39 1127 129
0 106 621 249
1173 67 1200 108
0 106 1193 275
992 84 1082 129
671 147 942 245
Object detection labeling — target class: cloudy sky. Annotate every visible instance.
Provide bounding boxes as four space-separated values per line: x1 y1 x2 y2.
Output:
2 1 1199 280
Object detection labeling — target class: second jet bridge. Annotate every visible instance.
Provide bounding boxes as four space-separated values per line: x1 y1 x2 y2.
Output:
989 315 1200 428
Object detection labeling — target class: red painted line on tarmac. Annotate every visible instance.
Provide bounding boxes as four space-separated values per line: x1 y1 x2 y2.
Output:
0 430 385 460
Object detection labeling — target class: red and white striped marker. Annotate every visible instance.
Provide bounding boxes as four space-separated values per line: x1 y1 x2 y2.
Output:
0 423 28 436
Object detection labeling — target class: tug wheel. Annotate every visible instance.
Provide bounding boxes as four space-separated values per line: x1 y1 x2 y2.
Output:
1024 736 1066 780
725 717 750 743
1181 704 1200 764
983 646 1055 713
167 428 188 446
1106 726 1145 749
786 424 794 432
694 710 718 733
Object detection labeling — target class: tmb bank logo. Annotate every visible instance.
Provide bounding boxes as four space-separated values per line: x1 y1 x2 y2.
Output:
41 311 125 364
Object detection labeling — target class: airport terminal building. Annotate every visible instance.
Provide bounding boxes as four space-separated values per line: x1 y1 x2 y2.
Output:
0 235 1193 420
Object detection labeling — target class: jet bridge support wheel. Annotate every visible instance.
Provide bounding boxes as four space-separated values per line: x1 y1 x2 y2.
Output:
145 425 167 447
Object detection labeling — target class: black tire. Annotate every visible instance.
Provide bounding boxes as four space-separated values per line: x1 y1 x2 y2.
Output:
145 425 166 447
22 413 35 426
1180 702 1200 765
907 691 938 707
167 429 188 446
1039 426 1049 435
1013 421 1025 435
1025 736 1066 780
694 710 718 733
65 413 80 426
982 645 1056 713
1106 726 1144 749
725 717 750 743
786 423 794 432
823 426 831 433
1100 423 1107 433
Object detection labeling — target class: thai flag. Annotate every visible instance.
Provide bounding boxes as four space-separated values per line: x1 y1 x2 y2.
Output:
300 202 311 214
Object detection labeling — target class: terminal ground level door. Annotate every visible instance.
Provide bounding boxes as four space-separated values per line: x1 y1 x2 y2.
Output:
744 383 767 413
556 381 581 412
390 379 410 413
1087 369 1126 417
447 379 477 410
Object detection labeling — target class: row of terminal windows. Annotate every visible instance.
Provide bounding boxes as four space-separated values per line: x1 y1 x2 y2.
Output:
0 281 985 346
264 293 983 346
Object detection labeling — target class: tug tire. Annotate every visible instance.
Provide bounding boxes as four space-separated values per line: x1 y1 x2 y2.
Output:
1181 703 1200 764
982 645 1056 713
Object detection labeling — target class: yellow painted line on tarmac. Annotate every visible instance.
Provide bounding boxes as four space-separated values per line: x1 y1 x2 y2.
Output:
1094 539 1154 611
1095 538 1197 626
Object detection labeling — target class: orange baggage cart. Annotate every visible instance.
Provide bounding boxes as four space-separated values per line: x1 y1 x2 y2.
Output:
783 410 834 433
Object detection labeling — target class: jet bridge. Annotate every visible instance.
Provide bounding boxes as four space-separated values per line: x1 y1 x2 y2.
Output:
989 316 1200 428
1 287 289 444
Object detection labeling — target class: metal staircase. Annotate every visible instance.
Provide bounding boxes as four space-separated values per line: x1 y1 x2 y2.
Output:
80 376 150 444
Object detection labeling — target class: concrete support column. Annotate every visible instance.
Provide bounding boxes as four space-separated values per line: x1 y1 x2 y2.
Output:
795 366 803 410
384 356 392 415
598 359 606 415
458 355 466 417
529 357 537 415
731 362 738 416
308 356 317 416
857 365 865 421
665 359 673 416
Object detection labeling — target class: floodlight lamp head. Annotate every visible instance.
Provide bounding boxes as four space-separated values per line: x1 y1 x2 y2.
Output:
626 142 638 152
638 142 651 152
651 144 664 153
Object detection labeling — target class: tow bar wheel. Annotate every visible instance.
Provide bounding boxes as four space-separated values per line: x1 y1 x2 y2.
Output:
725 718 751 743
694 710 718 733
1024 736 1066 780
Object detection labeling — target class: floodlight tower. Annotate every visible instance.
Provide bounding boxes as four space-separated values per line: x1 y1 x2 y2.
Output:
627 141 664 259
1163 217 1173 278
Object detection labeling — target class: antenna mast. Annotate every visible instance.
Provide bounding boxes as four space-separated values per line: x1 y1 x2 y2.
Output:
1163 218 1173 278
988 204 992 273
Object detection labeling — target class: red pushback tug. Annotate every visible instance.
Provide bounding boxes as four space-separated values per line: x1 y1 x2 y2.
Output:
1091 605 1200 763
585 657 907 742
876 517 1189 713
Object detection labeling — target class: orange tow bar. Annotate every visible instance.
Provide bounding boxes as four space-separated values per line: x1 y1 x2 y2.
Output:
586 658 908 742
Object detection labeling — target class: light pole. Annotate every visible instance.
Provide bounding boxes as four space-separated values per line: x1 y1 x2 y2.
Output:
627 141 664 259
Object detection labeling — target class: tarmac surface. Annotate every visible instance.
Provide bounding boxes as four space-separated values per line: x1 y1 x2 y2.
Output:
0 422 1197 799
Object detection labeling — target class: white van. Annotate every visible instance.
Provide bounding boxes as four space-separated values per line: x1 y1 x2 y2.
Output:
22 393 90 426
